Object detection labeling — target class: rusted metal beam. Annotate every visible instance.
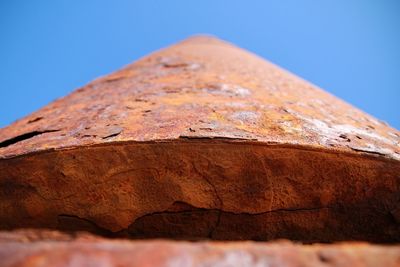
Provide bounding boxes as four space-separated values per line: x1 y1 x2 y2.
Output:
2 229 400 267
1 37 399 159
0 36 399 243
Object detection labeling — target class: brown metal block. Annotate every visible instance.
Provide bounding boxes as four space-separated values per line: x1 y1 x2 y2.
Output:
0 36 399 242
1 230 400 267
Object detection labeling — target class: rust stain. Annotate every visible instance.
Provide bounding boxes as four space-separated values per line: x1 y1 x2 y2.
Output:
0 36 398 160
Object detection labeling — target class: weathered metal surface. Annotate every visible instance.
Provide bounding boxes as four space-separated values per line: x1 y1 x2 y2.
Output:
1 230 400 267
0 36 399 242
0 36 398 159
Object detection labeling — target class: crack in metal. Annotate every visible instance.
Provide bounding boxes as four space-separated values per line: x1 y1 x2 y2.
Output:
0 130 60 148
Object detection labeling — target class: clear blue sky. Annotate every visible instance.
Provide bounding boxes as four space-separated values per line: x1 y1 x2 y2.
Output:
1 1 399 129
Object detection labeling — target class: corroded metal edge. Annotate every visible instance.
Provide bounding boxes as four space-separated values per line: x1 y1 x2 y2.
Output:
0 138 399 163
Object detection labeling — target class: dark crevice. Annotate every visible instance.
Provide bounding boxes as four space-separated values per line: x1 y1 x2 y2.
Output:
27 117 43 123
0 130 60 148
102 132 121 139
349 147 386 156
162 63 189 68
179 135 257 141
131 205 329 219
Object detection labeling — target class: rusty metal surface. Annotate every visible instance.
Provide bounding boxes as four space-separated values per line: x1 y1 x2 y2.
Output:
1 230 400 267
1 141 399 240
0 36 399 160
0 36 400 243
